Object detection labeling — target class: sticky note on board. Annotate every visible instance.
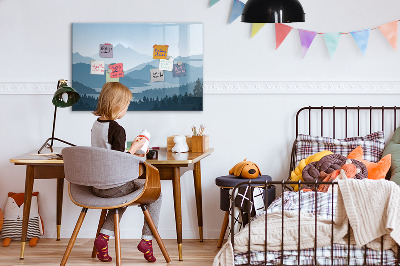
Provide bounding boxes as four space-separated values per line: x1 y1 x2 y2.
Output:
90 60 105 75
106 72 119 82
159 57 174 71
153 45 169 59
99 43 113 58
173 63 187 77
150 69 165 82
109 63 124 78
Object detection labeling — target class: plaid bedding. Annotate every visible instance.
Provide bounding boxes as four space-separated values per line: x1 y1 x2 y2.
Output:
294 131 385 166
234 191 397 265
266 190 336 220
234 244 397 265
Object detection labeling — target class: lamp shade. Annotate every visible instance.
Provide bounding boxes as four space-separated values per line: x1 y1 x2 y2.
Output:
242 0 305 23
52 84 80 108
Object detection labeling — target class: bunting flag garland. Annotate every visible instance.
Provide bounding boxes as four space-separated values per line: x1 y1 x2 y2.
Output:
351 29 370 55
208 3 400 57
378 21 398 50
229 0 245 24
251 23 266 38
209 0 220 7
298 29 317 58
275 23 293 49
323 33 341 58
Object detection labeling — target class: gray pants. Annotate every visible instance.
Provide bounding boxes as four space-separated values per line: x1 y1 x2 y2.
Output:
92 180 162 240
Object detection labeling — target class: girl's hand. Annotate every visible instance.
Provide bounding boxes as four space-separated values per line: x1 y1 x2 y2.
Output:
129 137 147 155
134 148 149 157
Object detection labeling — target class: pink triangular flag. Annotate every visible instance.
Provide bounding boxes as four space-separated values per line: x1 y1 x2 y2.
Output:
378 21 398 50
275 23 293 49
298 29 317 58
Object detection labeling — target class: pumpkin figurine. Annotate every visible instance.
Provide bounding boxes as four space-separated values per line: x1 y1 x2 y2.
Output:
229 159 261 179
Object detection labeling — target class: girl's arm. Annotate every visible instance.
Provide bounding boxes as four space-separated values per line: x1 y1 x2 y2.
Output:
128 137 147 155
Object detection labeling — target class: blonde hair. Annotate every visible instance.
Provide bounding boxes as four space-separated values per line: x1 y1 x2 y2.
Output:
93 82 133 120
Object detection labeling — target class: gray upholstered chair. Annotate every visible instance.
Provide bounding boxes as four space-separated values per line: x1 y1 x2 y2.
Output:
60 146 171 265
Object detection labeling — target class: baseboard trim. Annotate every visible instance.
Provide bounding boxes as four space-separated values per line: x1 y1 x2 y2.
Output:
1 81 399 95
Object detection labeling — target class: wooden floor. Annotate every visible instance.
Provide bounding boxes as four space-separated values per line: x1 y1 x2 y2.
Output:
0 239 221 265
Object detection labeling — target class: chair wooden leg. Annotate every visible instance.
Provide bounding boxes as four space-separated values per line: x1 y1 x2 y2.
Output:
91 209 108 258
114 210 121 266
60 208 88 266
217 211 230 248
141 205 171 263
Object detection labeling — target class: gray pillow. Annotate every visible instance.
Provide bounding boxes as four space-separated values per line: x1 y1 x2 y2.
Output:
382 126 400 184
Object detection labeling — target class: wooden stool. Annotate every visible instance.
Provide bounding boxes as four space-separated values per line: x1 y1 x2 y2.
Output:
215 175 275 248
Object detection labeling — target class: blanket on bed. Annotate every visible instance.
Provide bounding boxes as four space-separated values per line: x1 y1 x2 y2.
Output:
335 178 399 251
213 210 343 266
213 179 400 266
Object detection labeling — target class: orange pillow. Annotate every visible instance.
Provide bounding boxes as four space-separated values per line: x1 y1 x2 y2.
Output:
347 146 391 180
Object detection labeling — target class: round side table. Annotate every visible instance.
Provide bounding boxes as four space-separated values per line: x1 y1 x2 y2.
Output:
215 175 275 248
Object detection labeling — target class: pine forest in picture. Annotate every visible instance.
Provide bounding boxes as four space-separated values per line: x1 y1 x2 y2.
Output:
72 23 203 111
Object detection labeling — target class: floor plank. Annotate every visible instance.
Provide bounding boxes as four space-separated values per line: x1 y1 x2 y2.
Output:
0 239 221 265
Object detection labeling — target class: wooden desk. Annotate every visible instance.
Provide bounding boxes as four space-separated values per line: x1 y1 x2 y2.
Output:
10 147 213 261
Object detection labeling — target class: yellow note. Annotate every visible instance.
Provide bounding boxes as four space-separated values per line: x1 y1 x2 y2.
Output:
153 45 169 59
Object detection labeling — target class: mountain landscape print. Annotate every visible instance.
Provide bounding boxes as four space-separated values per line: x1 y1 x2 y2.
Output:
72 23 203 111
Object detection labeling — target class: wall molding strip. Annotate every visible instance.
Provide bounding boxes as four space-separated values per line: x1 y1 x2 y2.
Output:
204 81 400 94
0 81 399 95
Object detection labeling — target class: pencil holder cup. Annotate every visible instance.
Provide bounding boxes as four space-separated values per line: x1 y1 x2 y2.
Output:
191 135 209 153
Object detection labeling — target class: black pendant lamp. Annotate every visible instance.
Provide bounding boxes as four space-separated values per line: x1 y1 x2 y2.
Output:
242 0 305 23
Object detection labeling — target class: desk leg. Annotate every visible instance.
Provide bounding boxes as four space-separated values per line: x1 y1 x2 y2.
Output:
193 161 203 242
172 167 183 261
56 178 64 241
20 165 35 259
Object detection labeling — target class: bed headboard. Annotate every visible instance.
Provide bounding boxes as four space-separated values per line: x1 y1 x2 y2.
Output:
295 106 400 138
290 106 400 179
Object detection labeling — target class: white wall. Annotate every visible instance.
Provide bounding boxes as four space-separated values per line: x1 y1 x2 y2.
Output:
1 0 400 240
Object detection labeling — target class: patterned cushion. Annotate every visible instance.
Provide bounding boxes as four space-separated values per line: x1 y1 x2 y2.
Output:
295 131 385 166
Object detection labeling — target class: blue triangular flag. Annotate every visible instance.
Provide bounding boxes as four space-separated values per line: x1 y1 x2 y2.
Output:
323 33 341 58
229 0 245 24
209 0 220 7
351 29 370 55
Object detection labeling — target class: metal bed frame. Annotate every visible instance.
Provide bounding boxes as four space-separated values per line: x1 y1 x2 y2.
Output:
230 106 400 266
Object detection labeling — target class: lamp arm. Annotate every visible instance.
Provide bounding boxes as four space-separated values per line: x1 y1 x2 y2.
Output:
50 105 57 148
37 104 76 154
50 80 61 149
38 138 76 154
37 79 78 154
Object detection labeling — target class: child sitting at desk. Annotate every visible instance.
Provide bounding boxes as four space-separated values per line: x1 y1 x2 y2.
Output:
91 82 162 263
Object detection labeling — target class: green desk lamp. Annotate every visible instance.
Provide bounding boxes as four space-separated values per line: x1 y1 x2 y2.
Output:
38 79 80 154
